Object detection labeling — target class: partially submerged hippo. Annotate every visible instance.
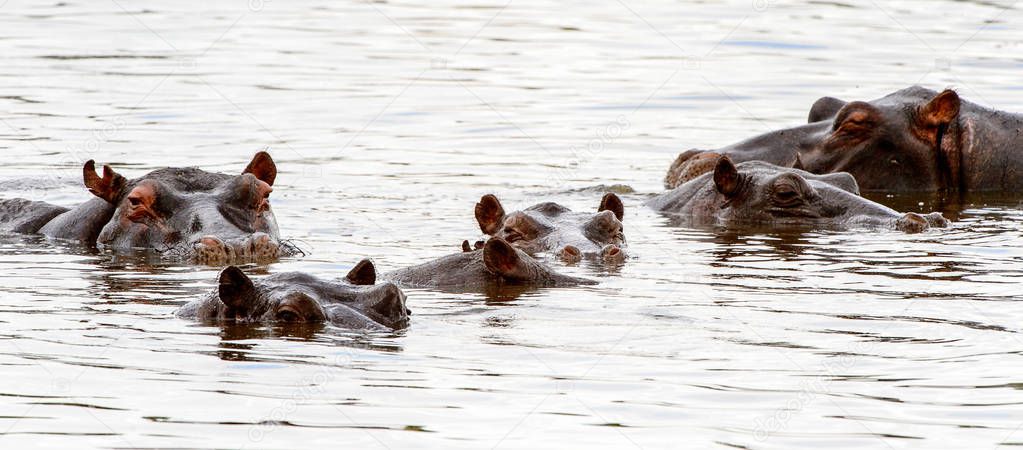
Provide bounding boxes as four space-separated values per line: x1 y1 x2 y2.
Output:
650 156 949 232
176 264 409 331
474 193 626 262
383 237 596 289
0 152 292 264
666 86 1023 194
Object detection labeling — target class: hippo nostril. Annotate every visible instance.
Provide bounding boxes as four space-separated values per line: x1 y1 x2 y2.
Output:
249 233 270 246
275 306 303 323
559 245 582 263
923 212 950 228
896 213 929 234
199 236 225 249
602 244 625 261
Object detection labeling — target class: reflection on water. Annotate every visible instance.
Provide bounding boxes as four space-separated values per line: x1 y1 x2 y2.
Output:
1 0 1022 448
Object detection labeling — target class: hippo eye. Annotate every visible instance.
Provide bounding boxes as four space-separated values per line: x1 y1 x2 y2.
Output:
276 310 300 322
503 229 523 242
128 196 142 207
772 188 803 207
777 190 798 201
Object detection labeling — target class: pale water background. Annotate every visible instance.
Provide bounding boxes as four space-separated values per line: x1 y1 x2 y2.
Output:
0 0 1022 448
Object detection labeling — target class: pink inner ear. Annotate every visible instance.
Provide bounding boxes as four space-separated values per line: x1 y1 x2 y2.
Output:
243 152 277 186
125 183 158 222
127 184 156 206
921 90 960 126
475 195 505 235
83 160 126 202
254 180 273 212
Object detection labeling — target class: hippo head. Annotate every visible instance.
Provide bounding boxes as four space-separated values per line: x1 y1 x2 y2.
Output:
387 237 597 289
181 262 409 331
707 156 947 232
794 88 962 192
474 193 626 262
666 87 966 193
83 152 287 264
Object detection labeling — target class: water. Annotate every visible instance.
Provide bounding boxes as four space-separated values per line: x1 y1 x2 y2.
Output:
1 0 1022 448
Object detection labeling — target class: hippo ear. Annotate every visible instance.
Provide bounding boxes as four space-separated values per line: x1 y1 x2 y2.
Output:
83 160 127 203
367 283 407 322
461 240 472 252
598 193 625 221
243 151 277 186
713 156 741 197
917 89 960 131
218 266 257 313
483 238 528 280
276 292 326 323
808 96 847 123
475 194 506 235
832 101 882 133
345 259 376 286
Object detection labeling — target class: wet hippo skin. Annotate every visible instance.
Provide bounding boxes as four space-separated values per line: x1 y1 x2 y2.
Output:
650 156 949 233
177 262 410 331
383 237 596 289
666 86 1023 195
475 193 626 263
0 152 292 265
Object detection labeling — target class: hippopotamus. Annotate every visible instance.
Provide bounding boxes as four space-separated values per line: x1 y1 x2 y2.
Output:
650 156 949 233
176 263 409 331
383 237 596 289
665 86 1023 194
0 152 290 264
474 193 626 262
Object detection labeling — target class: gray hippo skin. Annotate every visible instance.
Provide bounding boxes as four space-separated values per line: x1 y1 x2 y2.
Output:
474 193 626 262
0 152 290 264
176 262 409 331
650 156 949 233
666 86 1023 194
383 237 596 289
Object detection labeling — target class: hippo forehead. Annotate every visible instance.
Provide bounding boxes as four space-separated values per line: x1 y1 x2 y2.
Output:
525 202 571 216
126 167 235 194
888 85 941 103
736 161 859 194
522 202 608 226
517 208 593 236
256 272 362 300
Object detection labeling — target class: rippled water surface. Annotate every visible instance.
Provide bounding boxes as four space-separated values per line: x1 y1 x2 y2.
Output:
1 0 1023 448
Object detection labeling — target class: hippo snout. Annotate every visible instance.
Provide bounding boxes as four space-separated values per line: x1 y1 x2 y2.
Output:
921 212 950 228
193 236 236 263
895 212 950 233
896 213 929 233
242 232 281 260
191 232 281 264
558 245 582 263
665 150 721 189
601 244 625 262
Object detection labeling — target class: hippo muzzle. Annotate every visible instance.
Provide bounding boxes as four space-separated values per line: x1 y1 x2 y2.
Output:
191 232 282 264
